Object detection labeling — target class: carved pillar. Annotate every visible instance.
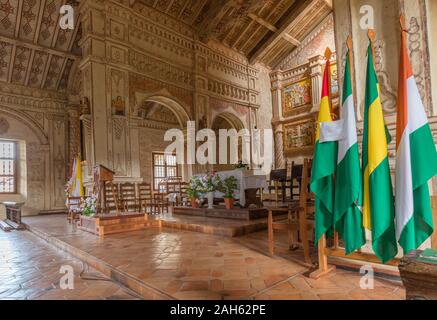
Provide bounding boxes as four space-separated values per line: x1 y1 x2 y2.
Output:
78 0 110 169
270 71 283 122
67 105 81 167
80 115 93 179
274 125 285 170
309 55 324 113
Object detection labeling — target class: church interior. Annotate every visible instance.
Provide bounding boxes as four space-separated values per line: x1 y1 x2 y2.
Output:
1 0 437 301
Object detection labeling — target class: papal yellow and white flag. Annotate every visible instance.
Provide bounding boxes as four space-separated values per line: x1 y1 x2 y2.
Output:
70 155 84 197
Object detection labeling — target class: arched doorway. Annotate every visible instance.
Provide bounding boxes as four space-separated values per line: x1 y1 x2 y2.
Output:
136 95 191 186
211 112 245 172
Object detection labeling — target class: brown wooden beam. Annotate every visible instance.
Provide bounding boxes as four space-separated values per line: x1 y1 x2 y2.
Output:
249 0 317 64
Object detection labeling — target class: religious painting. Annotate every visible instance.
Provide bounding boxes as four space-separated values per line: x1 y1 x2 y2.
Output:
282 78 312 118
283 119 316 155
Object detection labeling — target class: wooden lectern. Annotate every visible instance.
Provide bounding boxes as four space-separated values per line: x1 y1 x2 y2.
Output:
93 165 118 214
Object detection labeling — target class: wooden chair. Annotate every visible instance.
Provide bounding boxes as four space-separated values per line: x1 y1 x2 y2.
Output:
137 182 153 214
103 182 121 214
153 180 173 214
263 169 287 206
268 159 314 264
289 162 303 201
67 196 82 223
120 182 137 212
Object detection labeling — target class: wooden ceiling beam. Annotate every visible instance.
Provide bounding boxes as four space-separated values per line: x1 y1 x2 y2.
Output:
14 0 24 38
282 33 301 46
248 13 277 32
165 0 176 13
33 0 47 44
249 0 318 64
178 0 191 19
237 0 287 52
7 45 17 83
24 48 36 86
197 0 234 41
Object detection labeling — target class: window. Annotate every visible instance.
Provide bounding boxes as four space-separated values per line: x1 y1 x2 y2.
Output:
152 153 178 190
0 141 16 194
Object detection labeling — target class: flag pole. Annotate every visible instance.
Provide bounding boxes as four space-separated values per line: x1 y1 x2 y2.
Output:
310 47 337 279
324 47 340 249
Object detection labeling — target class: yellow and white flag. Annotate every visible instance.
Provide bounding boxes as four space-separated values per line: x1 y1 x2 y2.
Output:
70 156 84 197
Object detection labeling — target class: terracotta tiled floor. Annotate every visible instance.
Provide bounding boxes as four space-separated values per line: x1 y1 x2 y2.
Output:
17 214 405 300
0 229 140 300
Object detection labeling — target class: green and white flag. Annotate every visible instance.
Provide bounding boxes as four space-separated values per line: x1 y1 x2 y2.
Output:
334 49 365 254
320 49 365 254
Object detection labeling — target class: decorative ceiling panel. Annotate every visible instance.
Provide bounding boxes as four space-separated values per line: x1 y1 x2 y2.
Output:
28 50 49 88
0 0 19 37
18 0 39 42
11 45 31 85
0 0 81 92
0 41 13 82
38 0 62 47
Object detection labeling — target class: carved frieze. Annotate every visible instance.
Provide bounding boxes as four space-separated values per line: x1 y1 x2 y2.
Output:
129 51 194 89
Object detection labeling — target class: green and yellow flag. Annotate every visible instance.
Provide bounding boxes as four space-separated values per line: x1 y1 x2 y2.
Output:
362 41 398 263
311 50 337 243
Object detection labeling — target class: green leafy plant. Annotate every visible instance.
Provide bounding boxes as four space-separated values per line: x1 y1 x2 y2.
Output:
234 160 249 170
219 176 238 199
186 176 202 199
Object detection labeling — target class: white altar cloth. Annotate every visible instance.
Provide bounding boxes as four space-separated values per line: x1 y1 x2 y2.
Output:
196 170 268 207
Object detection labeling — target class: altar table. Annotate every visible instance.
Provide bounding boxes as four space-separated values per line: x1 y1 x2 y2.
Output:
197 170 268 207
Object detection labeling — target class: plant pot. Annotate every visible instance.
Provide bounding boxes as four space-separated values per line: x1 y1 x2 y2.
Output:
190 198 199 208
224 198 234 210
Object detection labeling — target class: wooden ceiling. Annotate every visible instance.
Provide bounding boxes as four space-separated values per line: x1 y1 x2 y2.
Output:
0 0 332 95
135 0 333 67
0 0 81 93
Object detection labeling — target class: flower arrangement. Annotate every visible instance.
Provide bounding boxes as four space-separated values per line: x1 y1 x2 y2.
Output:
199 172 222 193
81 195 97 217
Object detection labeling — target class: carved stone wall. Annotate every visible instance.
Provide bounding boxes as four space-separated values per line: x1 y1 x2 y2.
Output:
0 91 68 216
77 0 265 183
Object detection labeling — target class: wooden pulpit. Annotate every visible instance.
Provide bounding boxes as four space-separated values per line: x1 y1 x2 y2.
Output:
93 165 117 214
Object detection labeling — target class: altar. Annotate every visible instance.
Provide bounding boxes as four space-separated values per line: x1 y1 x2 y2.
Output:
196 169 268 207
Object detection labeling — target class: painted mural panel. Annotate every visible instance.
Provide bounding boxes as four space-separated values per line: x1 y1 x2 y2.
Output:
282 78 312 118
283 118 315 155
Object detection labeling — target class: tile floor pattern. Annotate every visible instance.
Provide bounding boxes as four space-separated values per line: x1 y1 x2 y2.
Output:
5 214 406 300
0 230 140 300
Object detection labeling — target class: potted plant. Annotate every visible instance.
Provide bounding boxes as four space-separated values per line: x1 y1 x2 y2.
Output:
186 176 202 208
220 176 238 210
